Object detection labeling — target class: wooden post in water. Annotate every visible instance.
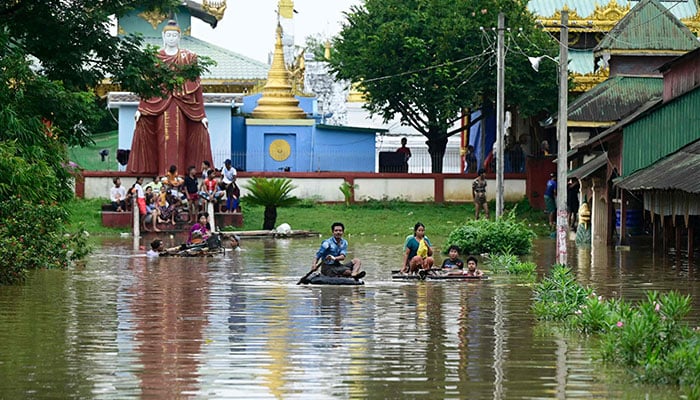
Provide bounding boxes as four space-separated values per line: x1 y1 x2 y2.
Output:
208 201 216 233
133 197 140 250
688 219 694 266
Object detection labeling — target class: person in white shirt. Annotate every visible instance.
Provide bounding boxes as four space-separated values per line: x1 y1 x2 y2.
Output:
146 239 164 257
110 177 127 212
221 159 238 212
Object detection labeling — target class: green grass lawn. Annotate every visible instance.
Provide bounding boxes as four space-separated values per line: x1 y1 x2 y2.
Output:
66 197 551 238
68 131 119 171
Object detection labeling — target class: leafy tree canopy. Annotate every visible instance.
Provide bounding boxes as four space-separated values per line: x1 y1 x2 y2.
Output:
0 0 212 201
0 1 216 281
330 0 559 172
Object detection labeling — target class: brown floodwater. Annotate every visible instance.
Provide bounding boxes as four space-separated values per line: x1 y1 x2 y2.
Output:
0 234 697 399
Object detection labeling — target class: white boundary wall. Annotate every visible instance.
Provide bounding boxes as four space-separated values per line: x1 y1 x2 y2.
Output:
82 175 526 203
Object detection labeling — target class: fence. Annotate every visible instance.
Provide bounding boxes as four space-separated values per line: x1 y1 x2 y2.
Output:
209 148 466 173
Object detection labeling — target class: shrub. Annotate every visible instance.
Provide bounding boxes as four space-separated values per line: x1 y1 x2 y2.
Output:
486 252 537 276
600 291 693 369
532 266 700 393
339 181 358 206
444 208 535 256
0 196 91 285
532 264 592 321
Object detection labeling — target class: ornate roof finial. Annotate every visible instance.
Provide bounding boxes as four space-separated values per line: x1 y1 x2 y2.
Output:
202 0 227 21
278 0 295 19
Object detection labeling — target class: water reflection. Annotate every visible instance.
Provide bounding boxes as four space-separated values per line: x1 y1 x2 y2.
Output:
0 235 693 399
127 255 209 397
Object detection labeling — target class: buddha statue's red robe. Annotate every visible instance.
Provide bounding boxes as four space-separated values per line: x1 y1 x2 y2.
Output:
127 49 213 175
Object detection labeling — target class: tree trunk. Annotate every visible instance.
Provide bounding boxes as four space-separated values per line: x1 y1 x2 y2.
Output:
426 134 448 173
263 206 277 230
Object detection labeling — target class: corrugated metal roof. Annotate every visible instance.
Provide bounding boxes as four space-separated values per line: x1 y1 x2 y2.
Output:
572 96 662 152
567 76 663 122
615 138 700 192
568 152 609 178
141 36 269 81
595 0 700 53
569 49 595 74
528 0 699 21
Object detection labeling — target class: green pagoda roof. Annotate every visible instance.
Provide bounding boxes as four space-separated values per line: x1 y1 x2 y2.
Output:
141 36 269 82
594 0 700 54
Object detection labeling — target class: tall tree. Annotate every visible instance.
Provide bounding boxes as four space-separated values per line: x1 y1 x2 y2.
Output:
330 0 558 172
0 0 213 200
0 1 211 283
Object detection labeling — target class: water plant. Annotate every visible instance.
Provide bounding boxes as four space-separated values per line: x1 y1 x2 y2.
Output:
532 266 700 395
600 291 692 368
485 252 537 276
444 208 536 256
531 264 591 321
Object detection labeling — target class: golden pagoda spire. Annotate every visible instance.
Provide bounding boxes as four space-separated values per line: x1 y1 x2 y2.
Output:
251 24 307 120
324 40 331 60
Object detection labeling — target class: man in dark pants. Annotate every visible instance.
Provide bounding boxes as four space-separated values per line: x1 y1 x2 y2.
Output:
311 222 364 279
544 173 557 229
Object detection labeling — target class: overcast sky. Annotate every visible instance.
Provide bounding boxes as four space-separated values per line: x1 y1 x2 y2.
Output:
191 0 362 63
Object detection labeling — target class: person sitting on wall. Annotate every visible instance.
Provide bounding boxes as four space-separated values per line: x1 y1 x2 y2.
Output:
109 177 127 212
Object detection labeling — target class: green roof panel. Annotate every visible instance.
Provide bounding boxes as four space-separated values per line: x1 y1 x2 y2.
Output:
568 76 663 122
528 0 699 21
139 36 269 81
595 0 700 52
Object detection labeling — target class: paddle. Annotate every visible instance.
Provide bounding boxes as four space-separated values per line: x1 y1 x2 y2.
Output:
297 258 323 285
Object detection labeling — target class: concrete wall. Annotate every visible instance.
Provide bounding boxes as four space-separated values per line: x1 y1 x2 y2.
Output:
80 171 526 204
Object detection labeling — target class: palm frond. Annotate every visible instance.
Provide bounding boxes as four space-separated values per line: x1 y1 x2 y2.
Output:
242 177 299 207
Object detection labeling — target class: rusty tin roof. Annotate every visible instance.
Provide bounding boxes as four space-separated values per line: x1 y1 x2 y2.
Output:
567 76 663 124
615 139 700 193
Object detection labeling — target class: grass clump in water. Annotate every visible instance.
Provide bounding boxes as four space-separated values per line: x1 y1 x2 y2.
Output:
532 265 700 396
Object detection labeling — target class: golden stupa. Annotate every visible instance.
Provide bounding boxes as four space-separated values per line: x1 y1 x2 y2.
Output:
251 24 307 119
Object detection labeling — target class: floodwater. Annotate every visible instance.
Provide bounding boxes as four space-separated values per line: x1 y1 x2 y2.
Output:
0 234 698 399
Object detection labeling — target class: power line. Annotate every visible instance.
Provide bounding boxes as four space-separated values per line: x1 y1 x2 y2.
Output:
361 50 494 84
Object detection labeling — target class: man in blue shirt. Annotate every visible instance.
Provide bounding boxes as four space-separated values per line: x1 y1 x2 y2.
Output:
544 173 557 229
312 222 364 279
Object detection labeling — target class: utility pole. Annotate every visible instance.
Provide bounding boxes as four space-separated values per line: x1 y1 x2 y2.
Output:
556 10 569 265
496 12 505 218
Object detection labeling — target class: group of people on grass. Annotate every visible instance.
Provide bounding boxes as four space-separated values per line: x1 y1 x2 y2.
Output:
308 221 483 280
109 160 241 232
